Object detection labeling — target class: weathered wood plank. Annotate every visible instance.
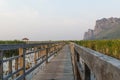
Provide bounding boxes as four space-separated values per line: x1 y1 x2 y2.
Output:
32 45 74 80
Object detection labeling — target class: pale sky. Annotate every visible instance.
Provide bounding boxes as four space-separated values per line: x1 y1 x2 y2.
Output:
0 0 120 40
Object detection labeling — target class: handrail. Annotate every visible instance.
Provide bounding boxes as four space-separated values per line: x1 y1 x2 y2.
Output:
70 43 120 80
0 41 62 50
0 42 65 80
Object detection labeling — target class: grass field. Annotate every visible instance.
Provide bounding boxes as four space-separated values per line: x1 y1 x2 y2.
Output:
0 40 25 44
0 40 25 57
74 40 120 59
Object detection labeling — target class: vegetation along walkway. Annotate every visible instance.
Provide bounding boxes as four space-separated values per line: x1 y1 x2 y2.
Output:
32 45 74 80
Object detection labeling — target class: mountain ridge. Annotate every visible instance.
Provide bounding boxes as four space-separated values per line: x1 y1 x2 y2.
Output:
84 17 120 40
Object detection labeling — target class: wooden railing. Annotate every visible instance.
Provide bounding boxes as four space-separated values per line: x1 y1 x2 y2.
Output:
70 43 120 80
0 42 65 80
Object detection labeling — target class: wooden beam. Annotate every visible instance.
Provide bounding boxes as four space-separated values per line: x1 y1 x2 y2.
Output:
19 48 24 76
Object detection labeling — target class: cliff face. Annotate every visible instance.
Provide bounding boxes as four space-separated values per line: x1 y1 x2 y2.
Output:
84 29 94 40
84 17 120 40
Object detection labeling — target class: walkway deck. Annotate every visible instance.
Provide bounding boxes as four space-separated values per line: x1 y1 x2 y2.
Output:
32 45 74 80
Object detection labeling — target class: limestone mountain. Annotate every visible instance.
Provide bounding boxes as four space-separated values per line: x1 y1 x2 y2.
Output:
84 17 120 40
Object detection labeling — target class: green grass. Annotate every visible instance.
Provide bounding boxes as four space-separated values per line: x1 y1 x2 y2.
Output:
0 40 25 44
0 40 25 58
74 40 120 59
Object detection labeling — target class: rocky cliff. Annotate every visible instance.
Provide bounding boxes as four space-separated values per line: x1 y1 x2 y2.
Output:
84 17 120 40
84 29 94 40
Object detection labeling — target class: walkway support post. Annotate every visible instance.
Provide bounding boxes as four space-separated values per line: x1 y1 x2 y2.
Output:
15 58 19 77
70 43 82 80
19 48 26 80
46 48 49 63
19 48 24 76
34 47 38 65
0 50 3 80
8 58 12 79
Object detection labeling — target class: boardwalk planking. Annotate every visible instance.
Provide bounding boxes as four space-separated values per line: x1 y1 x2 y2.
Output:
32 45 74 80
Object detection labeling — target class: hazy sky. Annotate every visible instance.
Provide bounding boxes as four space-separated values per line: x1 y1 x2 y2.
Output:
0 0 120 40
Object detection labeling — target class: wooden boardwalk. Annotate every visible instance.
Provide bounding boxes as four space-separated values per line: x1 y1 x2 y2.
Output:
32 45 74 80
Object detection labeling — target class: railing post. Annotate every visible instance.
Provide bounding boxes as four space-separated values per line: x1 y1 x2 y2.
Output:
8 59 12 79
46 48 48 63
34 47 37 65
85 64 91 80
47 44 50 56
23 48 26 80
76 52 79 62
53 44 56 54
15 58 19 77
49 45 51 54
0 50 3 80
19 48 26 80
70 43 77 80
75 49 81 80
38 47 41 59
19 48 24 75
